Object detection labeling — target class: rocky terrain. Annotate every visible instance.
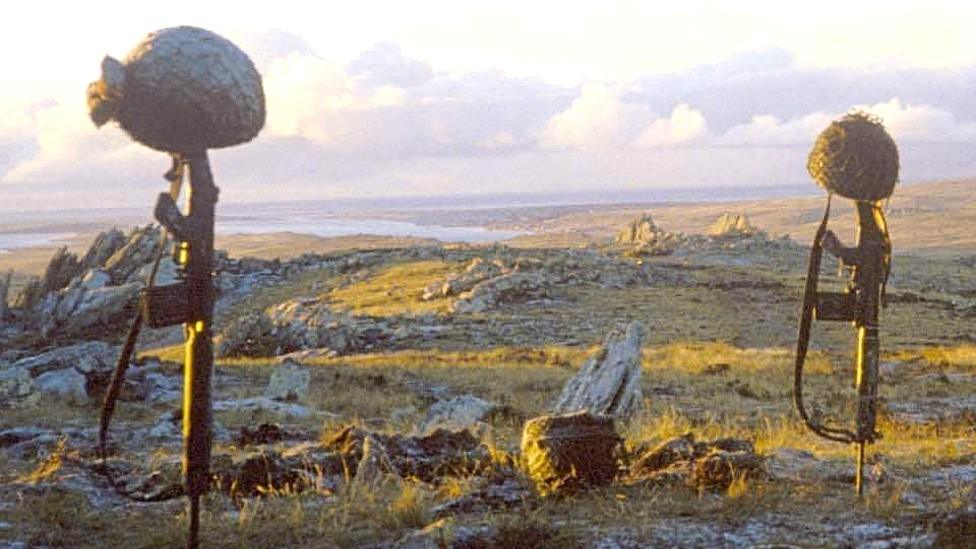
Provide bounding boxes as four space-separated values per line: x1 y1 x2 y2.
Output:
1 209 974 547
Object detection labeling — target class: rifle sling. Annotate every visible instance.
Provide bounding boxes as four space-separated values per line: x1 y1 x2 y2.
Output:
793 195 858 443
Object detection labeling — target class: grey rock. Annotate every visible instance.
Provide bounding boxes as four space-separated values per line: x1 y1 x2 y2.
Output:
420 395 497 434
212 397 327 419
103 226 164 285
148 410 182 439
80 228 128 270
614 214 682 256
136 257 179 286
79 269 111 290
706 212 765 239
34 368 89 405
0 367 37 407
264 361 310 402
261 298 395 356
451 271 549 314
552 321 646 418
422 257 507 301
13 341 115 377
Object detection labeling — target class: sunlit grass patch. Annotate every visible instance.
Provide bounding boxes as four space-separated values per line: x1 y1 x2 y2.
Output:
642 341 833 376
328 260 461 317
887 344 976 370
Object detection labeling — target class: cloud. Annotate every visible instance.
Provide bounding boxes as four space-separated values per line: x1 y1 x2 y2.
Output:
346 42 434 89
6 39 976 212
717 98 976 147
632 104 708 148
538 84 653 150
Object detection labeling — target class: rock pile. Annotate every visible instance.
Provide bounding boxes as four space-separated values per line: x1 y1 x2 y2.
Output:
7 227 165 338
614 214 682 256
625 433 765 490
0 343 178 408
706 212 765 239
423 250 651 315
422 257 506 300
217 297 408 358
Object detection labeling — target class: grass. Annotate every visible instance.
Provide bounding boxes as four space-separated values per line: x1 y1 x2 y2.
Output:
327 259 461 317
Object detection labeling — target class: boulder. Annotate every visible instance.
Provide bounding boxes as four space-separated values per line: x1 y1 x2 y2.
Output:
614 214 681 255
212 397 320 419
521 412 621 496
419 395 497 434
264 361 310 402
0 366 37 407
34 368 89 405
706 213 764 239
551 321 646 418
13 341 115 378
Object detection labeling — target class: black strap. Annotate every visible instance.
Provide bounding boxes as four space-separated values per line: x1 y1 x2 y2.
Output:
98 156 183 458
793 195 858 444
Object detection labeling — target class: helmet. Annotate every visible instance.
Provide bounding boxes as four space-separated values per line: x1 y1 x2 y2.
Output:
807 112 899 201
87 26 265 153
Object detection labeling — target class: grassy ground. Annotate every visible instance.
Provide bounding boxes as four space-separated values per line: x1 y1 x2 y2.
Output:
5 340 973 547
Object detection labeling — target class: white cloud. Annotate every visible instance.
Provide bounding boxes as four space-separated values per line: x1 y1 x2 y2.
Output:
717 98 976 147
538 84 653 150
719 112 834 147
632 104 708 148
859 98 976 143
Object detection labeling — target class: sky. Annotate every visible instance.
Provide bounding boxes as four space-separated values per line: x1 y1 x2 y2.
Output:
3 0 976 211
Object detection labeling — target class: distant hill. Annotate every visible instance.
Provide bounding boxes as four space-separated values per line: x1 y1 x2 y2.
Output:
501 179 976 255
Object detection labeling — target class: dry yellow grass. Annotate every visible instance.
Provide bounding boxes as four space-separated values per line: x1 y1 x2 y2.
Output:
327 260 462 317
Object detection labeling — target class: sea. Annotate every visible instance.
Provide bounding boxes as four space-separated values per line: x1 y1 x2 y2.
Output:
0 184 817 253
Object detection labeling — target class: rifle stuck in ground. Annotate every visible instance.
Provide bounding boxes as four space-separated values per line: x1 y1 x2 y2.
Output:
794 112 897 496
88 26 264 548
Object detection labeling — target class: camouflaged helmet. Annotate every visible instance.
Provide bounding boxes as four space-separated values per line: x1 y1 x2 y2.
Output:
807 112 899 201
87 26 265 153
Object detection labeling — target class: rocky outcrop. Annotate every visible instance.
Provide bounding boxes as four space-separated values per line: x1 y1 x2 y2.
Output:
79 228 127 271
706 212 764 239
422 257 507 301
103 226 165 285
216 312 279 358
9 341 116 406
40 247 84 295
552 321 646 418
35 277 140 338
451 271 550 314
614 214 682 256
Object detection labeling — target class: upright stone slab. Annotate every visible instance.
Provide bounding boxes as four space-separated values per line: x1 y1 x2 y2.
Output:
552 321 646 419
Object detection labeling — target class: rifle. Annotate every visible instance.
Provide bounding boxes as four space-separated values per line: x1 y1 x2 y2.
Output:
794 197 891 495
